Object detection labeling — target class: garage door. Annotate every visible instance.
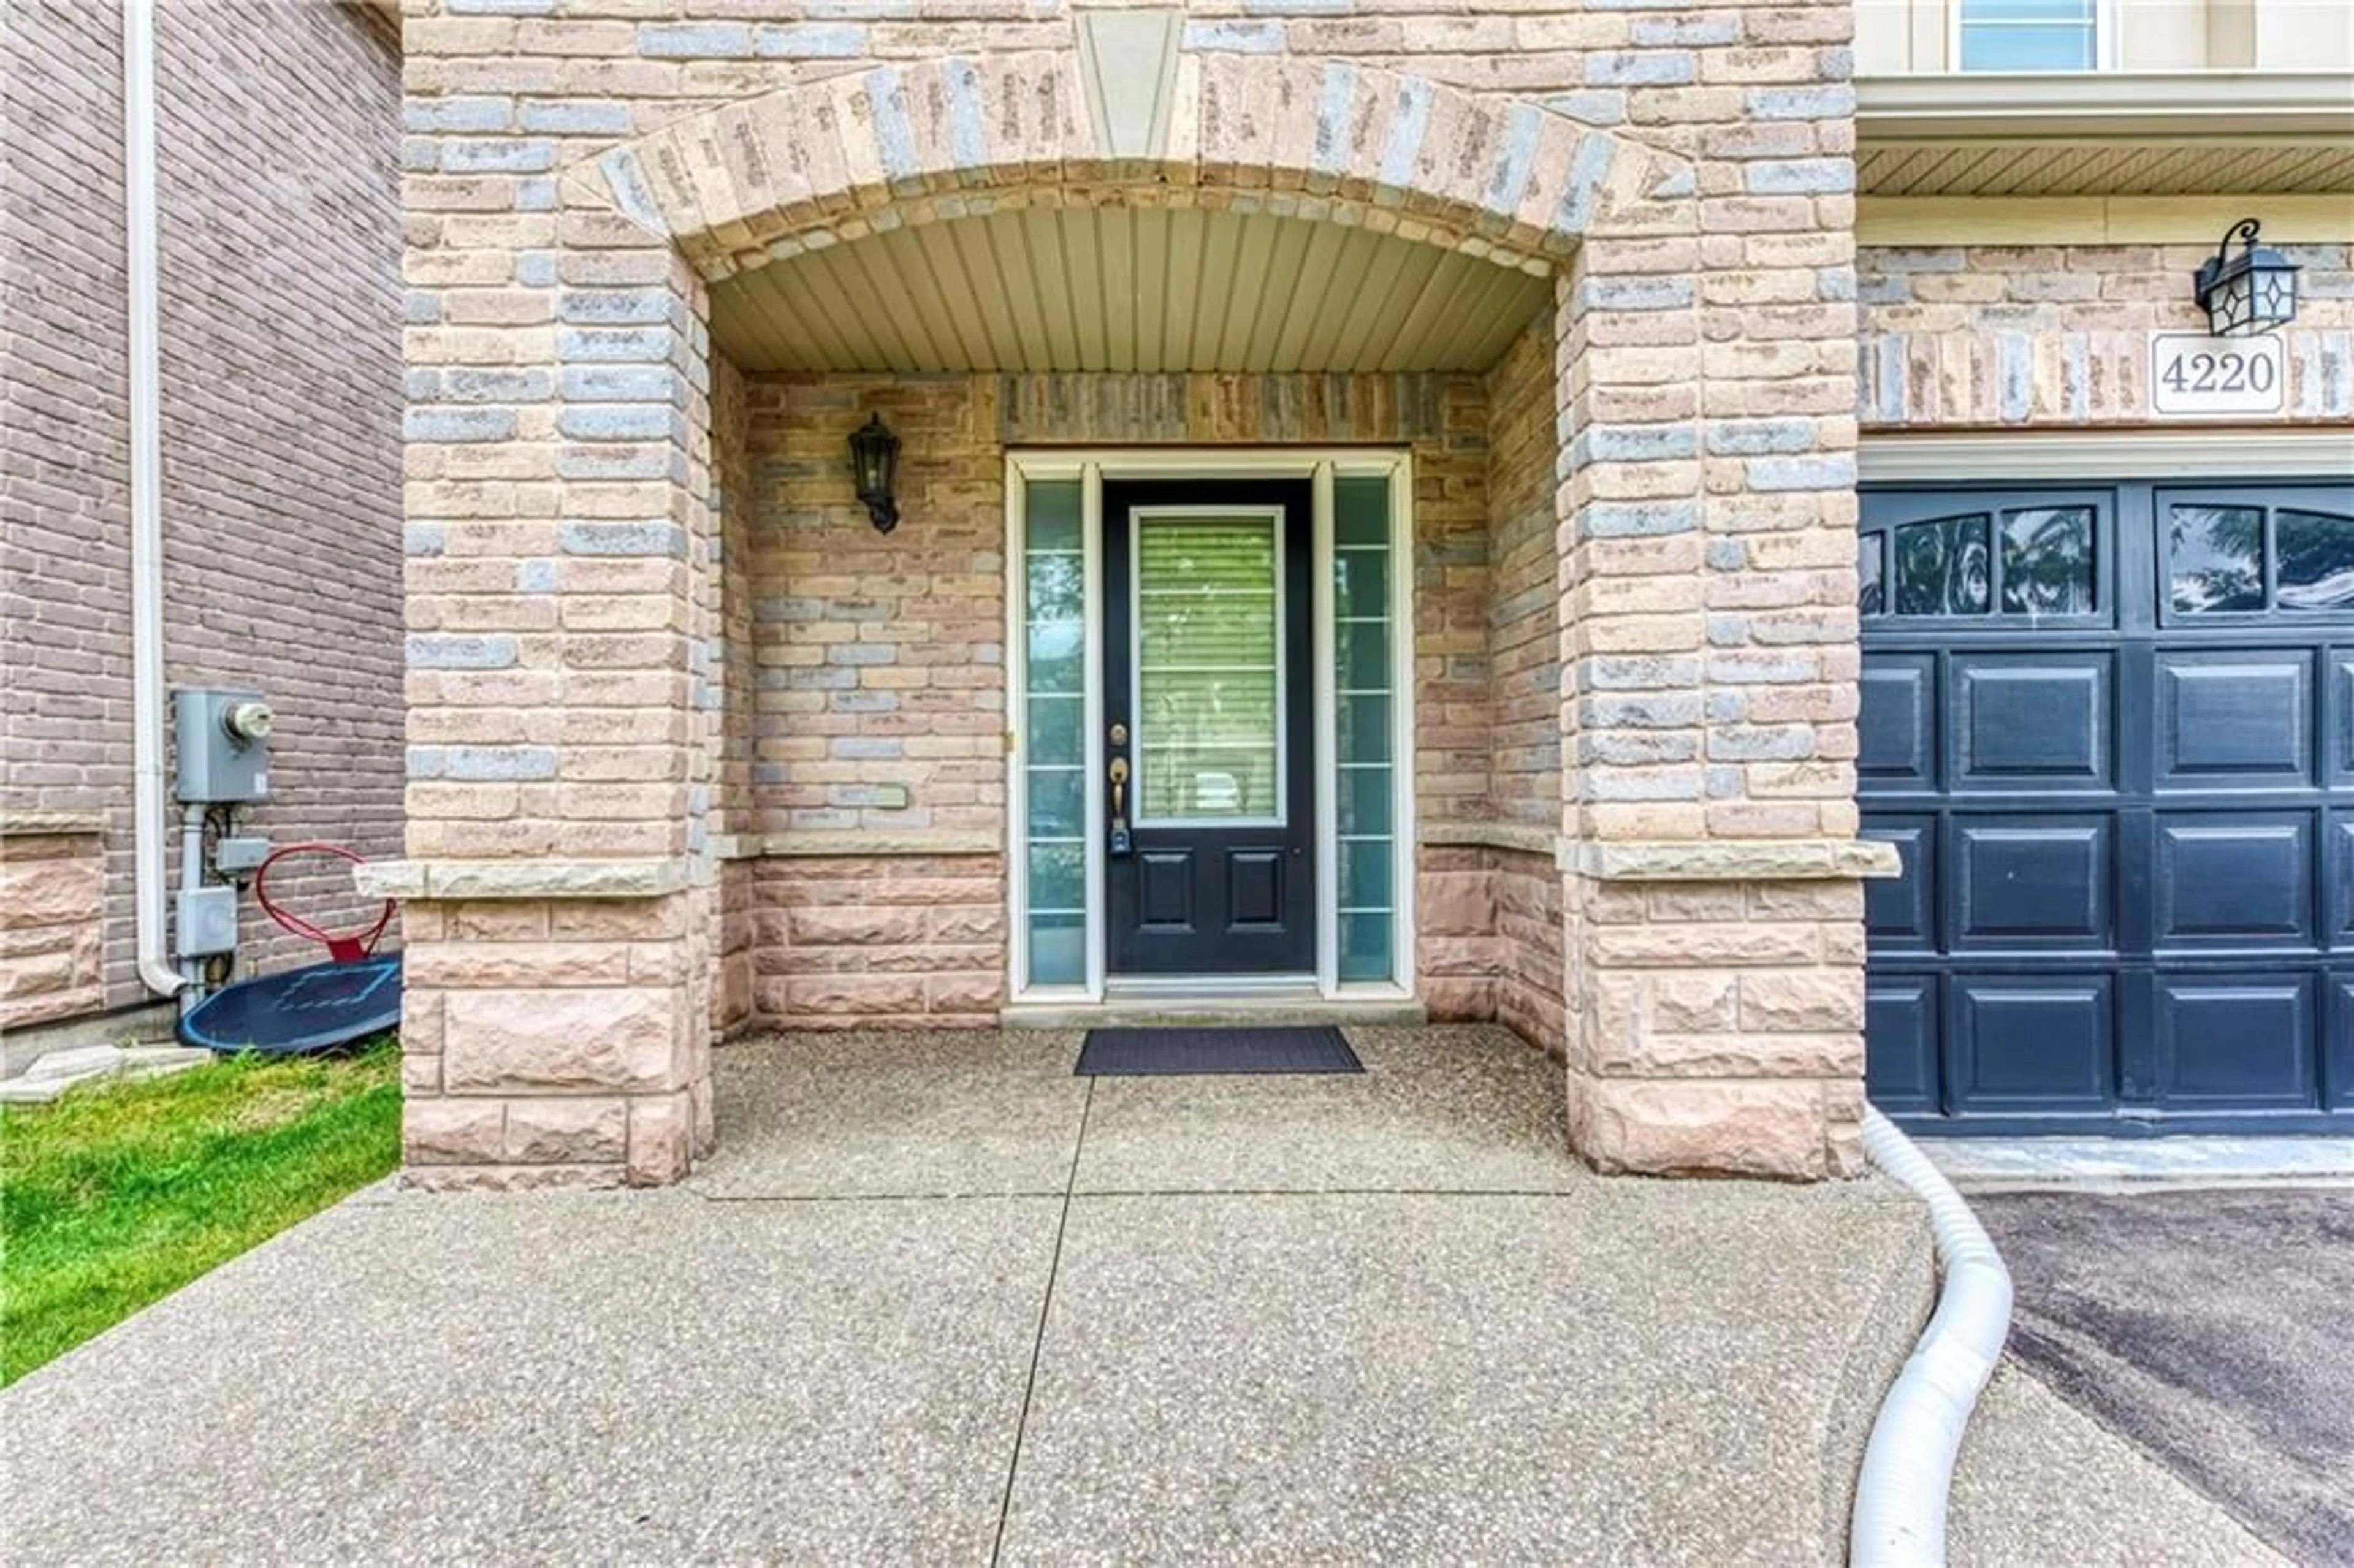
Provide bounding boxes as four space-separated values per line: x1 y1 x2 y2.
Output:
1860 479 2354 1134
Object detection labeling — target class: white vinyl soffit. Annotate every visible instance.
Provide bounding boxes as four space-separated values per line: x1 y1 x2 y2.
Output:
709 205 1553 376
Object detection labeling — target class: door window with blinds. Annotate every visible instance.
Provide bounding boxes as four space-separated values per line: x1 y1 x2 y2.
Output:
1129 508 1286 826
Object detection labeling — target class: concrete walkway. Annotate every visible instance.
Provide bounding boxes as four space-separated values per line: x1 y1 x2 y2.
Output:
0 1026 2272 1562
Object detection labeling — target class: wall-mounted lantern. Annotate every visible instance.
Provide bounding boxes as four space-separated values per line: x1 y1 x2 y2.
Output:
847 413 901 534
2193 218 2300 337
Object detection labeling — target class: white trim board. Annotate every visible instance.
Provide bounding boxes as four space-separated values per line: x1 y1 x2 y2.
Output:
1859 428 2354 482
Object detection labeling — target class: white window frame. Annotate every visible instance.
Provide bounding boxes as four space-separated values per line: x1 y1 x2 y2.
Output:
1004 448 1416 1005
1948 0 2117 72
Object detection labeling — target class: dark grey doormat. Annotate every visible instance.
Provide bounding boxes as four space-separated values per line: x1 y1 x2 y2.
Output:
1075 1026 1364 1076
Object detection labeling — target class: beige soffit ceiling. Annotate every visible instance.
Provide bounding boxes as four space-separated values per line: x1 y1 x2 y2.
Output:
707 205 1555 376
1856 70 2354 196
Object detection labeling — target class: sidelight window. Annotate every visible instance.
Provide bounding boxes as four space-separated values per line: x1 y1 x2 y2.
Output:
1021 478 1088 986
1333 474 1398 983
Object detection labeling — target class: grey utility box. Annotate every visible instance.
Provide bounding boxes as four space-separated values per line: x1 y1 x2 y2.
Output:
174 688 275 804
177 885 240 957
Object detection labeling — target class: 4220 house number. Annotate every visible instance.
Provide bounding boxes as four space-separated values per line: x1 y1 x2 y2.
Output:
2149 333 2287 417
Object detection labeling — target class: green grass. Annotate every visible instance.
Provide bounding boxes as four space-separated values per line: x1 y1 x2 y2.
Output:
0 1041 400 1385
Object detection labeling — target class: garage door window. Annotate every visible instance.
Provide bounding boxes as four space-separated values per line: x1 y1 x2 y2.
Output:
1862 500 2100 623
2278 510 2354 610
2168 498 2354 617
2001 507 2097 615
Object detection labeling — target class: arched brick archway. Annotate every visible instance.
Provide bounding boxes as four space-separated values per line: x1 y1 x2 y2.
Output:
397 37 1876 1189
562 52 1693 279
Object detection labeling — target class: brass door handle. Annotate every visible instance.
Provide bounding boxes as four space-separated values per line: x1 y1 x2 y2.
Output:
1108 756 1129 818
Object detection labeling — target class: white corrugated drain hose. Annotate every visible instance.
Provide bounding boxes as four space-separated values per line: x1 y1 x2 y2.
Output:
1850 1107 2014 1568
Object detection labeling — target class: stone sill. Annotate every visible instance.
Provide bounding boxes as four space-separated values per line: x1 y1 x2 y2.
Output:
709 829 1001 861
0 811 105 839
1571 840 1902 883
362 837 1895 897
356 859 691 901
1419 821 1560 858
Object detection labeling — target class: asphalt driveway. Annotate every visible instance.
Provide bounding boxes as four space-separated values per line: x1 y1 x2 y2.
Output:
1973 1187 2354 1567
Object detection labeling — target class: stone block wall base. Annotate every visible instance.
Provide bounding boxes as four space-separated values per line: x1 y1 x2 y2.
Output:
0 829 107 1033
1566 1071 1865 1182
745 854 1008 1028
400 889 715 1189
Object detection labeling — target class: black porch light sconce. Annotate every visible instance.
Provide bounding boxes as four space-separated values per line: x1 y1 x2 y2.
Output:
2193 218 2300 337
847 412 902 534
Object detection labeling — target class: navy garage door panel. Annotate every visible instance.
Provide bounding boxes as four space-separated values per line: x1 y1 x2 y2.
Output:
1860 482 2354 1133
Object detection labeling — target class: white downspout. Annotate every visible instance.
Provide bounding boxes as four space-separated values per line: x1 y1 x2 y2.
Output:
1849 1108 2013 1567
126 0 183 999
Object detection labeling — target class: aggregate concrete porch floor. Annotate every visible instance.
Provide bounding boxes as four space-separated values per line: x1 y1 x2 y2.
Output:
0 1026 2274 1564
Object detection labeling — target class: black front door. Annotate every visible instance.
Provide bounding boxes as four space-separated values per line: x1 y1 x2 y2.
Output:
1104 479 1316 975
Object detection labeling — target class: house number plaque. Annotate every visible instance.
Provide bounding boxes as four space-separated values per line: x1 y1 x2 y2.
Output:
2149 333 2286 418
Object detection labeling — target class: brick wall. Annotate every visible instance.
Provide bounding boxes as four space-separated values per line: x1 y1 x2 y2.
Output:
1482 318 1569 1055
397 2 1872 1180
401 891 707 1189
742 375 1005 842
1860 242 2354 426
734 367 1493 1030
1570 875 1866 1178
1485 318 1564 839
748 854 1005 1025
2 1 402 1022
711 356 757 1035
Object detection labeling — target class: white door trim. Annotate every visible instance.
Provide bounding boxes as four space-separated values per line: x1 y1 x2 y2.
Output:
1005 447 1415 1005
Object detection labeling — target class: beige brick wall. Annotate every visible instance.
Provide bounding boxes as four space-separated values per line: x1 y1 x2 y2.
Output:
1860 242 2354 427
397 2 1871 1181
2 1 403 1022
1569 875 1866 1178
1483 319 1569 1056
742 376 1005 842
733 368 1493 1031
400 892 709 1189
711 357 758 1037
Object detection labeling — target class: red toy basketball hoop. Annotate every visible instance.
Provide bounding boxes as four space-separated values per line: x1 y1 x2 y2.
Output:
254 843 396 964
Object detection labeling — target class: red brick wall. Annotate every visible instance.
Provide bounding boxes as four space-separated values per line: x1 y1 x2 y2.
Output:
2 1 402 1022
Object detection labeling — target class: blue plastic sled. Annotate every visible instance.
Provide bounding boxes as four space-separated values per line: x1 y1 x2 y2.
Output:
178 954 403 1056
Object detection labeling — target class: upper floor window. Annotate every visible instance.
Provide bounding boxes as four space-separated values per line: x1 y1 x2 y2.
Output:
1957 0 2101 70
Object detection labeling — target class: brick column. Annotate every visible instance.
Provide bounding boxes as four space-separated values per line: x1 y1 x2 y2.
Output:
1552 63 1887 1179
390 203 718 1189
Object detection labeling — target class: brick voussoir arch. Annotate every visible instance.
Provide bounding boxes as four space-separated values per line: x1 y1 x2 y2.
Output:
562 50 1694 283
